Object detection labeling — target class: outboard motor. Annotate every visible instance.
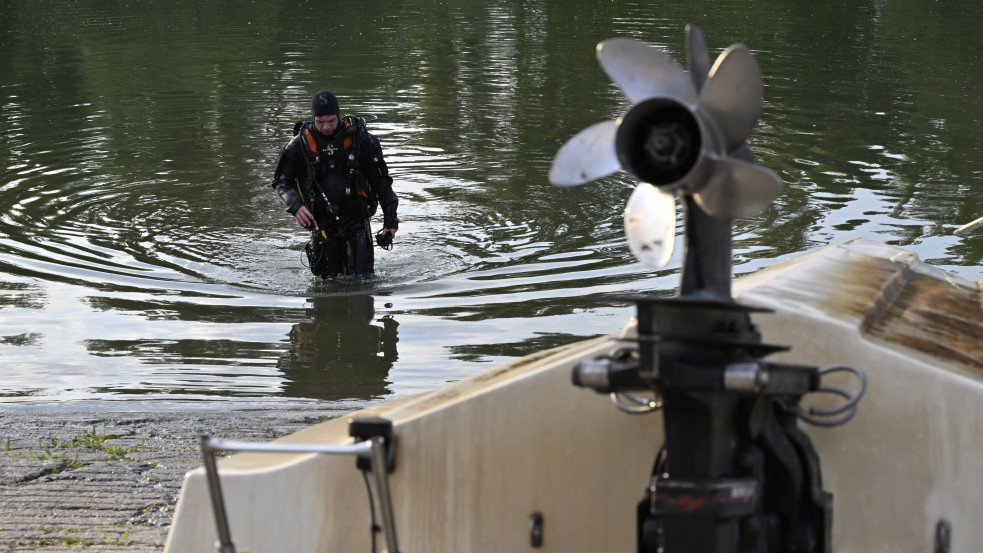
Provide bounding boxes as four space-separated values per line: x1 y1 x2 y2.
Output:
551 25 865 553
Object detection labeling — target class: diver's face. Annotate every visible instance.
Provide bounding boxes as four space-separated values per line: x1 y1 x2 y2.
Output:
314 114 338 134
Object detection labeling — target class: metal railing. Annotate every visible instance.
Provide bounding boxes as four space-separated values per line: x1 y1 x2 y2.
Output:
200 435 401 553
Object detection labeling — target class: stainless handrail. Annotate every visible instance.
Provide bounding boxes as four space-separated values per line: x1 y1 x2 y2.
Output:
200 435 401 553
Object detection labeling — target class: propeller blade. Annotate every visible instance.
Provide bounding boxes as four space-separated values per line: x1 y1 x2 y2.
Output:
596 38 697 105
693 155 782 219
685 24 711 92
698 45 763 152
624 183 677 269
549 120 621 186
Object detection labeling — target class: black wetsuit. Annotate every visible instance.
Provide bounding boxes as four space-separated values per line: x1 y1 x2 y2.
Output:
271 119 398 277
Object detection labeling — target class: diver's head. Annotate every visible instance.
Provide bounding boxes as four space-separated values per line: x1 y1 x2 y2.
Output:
311 90 340 135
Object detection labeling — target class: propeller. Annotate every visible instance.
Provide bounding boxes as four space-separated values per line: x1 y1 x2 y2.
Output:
549 25 782 269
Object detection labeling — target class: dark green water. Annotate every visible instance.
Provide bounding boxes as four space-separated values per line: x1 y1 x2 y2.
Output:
2 0 982 410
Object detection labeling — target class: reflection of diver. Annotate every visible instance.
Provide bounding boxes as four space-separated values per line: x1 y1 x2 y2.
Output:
279 294 398 401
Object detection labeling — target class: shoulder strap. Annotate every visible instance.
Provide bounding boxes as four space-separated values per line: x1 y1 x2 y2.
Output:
302 127 318 155
343 119 355 150
291 121 319 157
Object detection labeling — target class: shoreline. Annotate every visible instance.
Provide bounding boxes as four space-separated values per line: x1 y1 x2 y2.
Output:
0 407 351 552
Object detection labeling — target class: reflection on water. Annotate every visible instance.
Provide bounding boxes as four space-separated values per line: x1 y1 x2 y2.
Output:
280 295 398 401
2 0 983 409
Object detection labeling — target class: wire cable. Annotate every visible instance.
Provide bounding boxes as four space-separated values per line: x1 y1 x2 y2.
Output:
789 364 867 427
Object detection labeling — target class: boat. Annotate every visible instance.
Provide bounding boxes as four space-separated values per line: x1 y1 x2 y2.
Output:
162 25 983 553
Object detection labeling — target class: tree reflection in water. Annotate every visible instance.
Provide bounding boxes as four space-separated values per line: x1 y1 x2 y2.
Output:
279 295 398 401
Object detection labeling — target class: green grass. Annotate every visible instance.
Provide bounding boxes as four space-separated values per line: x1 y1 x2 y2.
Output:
27 526 96 547
98 528 130 546
3 426 146 469
69 427 119 450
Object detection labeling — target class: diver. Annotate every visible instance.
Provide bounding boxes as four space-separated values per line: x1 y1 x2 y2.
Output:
271 90 399 278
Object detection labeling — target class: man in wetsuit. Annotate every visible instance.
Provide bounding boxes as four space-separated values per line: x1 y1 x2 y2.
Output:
271 90 398 278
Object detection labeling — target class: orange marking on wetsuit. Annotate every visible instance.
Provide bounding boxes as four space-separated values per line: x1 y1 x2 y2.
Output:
303 129 318 154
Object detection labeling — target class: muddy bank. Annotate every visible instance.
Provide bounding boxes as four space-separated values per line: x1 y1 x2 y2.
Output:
0 407 350 552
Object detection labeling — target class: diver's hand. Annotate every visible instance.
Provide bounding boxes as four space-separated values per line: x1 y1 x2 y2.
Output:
375 228 397 250
295 206 314 228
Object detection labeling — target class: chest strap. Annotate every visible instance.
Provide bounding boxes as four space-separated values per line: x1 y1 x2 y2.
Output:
301 124 353 157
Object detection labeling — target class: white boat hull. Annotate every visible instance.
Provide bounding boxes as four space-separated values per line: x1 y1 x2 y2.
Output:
164 238 983 553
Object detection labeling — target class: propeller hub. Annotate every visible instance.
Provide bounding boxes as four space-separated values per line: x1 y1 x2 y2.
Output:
616 98 704 190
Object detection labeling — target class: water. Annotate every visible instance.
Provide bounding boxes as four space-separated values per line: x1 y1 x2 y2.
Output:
2 0 983 410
